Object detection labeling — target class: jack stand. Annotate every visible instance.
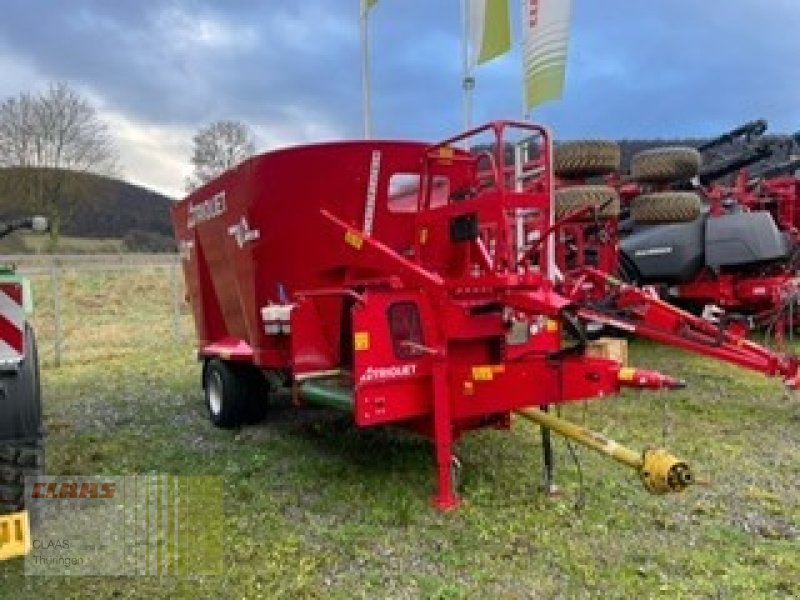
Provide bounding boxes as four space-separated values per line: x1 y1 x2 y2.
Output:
540 406 560 496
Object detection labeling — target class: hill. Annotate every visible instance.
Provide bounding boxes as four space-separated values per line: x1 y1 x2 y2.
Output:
0 168 176 252
65 175 175 238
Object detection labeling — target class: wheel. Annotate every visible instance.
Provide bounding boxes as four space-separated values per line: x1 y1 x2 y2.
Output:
554 140 621 179
204 359 247 428
630 147 701 183
0 325 42 443
0 440 44 513
630 192 702 224
0 325 44 514
203 359 269 428
555 185 621 220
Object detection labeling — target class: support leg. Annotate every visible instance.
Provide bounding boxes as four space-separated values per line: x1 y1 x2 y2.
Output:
776 315 787 349
541 406 559 495
431 360 458 510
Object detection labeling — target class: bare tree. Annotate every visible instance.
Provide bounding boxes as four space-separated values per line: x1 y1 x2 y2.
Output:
187 120 255 190
0 81 117 240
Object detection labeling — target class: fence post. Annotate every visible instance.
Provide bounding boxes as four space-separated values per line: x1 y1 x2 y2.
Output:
170 258 182 340
50 260 62 368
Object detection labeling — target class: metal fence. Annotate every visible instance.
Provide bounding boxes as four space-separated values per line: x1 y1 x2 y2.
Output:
6 253 179 270
13 254 189 368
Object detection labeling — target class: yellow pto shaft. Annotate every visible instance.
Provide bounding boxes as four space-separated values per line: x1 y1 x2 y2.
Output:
516 408 694 494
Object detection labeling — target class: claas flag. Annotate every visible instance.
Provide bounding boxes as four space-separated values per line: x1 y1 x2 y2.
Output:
523 0 573 109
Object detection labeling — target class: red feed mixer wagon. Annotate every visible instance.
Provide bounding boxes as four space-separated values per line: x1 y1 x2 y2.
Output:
172 120 798 509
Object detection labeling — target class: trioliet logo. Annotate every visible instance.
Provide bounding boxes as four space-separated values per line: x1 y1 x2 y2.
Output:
359 364 417 384
187 191 226 228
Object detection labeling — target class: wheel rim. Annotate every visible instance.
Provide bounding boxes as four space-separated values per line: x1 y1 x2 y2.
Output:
208 370 223 416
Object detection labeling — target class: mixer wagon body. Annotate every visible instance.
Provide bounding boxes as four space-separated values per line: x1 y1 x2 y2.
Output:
172 122 689 508
173 140 430 369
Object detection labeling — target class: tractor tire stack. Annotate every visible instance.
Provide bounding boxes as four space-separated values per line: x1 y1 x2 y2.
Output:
629 147 703 223
630 192 702 223
553 140 622 220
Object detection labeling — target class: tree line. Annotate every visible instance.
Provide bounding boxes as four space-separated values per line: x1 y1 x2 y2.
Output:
0 81 256 246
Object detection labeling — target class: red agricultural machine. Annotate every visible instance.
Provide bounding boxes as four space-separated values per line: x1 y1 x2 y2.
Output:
552 120 800 340
173 121 799 509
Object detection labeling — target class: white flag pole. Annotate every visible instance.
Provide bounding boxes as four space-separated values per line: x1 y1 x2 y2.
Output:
521 0 529 120
461 0 475 131
360 5 373 139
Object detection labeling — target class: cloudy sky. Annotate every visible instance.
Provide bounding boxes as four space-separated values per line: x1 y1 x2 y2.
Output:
1 1 798 198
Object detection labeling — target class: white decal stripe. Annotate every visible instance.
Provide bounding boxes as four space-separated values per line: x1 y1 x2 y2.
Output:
0 289 24 332
0 337 22 361
363 150 381 236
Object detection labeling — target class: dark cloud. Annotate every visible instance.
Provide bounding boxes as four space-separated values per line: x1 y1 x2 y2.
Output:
543 1 800 137
0 0 797 193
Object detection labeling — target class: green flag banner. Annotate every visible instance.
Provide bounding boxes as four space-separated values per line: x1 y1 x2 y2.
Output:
469 0 512 67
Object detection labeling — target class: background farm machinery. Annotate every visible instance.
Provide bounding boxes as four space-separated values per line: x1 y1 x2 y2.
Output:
552 120 800 340
173 120 800 510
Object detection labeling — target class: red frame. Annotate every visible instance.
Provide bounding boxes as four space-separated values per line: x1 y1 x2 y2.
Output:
172 121 798 510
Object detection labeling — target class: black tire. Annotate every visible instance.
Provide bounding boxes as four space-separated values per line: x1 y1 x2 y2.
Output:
0 325 44 515
630 147 701 183
204 359 247 428
555 185 621 219
0 440 43 513
203 359 269 428
0 325 42 443
630 192 702 224
554 140 621 179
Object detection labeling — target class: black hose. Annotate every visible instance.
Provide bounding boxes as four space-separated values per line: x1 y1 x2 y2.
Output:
547 308 587 360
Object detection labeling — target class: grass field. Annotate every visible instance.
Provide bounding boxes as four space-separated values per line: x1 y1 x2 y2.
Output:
1 267 799 598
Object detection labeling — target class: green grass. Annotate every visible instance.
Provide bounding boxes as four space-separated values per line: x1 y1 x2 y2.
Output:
0 268 798 598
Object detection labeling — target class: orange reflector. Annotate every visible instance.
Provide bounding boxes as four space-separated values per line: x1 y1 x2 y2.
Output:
618 367 636 382
344 230 364 250
354 332 370 351
472 366 494 381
